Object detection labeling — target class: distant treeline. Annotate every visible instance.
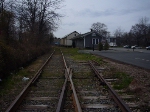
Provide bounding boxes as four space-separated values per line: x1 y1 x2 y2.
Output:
0 0 63 78
114 17 150 47
91 17 150 47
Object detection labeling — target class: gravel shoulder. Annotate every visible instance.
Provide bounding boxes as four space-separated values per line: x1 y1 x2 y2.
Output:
97 55 150 109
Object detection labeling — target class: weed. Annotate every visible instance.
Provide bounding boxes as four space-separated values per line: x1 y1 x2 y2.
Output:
113 72 133 90
61 47 102 63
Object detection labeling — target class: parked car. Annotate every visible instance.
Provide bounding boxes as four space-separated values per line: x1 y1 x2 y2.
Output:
131 45 142 49
109 42 117 47
131 45 135 49
123 45 130 48
146 46 150 50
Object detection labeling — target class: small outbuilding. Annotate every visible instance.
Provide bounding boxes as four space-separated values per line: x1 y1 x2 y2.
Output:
60 31 79 46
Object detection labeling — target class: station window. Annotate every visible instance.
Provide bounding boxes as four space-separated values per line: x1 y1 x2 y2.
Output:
92 38 99 45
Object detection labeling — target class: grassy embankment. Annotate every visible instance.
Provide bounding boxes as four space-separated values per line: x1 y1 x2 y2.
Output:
0 53 50 96
61 47 102 63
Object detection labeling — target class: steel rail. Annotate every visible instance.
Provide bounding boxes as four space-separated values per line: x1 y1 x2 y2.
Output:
89 61 131 112
6 50 55 112
56 78 68 112
56 50 69 112
69 69 82 112
56 50 82 112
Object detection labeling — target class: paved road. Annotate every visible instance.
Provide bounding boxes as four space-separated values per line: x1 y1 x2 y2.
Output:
79 48 150 70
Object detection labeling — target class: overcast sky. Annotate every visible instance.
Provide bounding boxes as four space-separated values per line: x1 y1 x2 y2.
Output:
54 0 150 38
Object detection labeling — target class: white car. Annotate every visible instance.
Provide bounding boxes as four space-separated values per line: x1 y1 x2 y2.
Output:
131 45 137 49
131 45 142 49
123 45 130 48
146 46 150 50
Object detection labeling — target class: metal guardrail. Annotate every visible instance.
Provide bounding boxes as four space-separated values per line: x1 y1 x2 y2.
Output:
89 61 131 112
6 50 55 112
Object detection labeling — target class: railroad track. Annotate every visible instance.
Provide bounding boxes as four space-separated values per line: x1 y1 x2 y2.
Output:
90 60 140 112
6 48 133 112
66 57 132 112
6 49 73 112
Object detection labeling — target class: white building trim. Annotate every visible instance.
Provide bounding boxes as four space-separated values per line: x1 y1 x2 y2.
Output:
84 36 85 48
92 38 99 45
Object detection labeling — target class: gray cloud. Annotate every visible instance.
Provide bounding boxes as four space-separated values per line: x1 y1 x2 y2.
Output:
63 23 77 26
79 6 150 18
78 9 116 17
54 0 150 37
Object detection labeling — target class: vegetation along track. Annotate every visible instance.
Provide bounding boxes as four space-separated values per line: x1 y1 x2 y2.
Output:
6 47 139 112
6 48 74 112
90 60 142 112
66 56 132 112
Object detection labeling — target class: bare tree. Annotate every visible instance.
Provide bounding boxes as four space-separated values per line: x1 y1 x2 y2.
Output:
130 17 150 46
0 0 16 43
91 22 108 39
139 17 150 46
121 32 133 45
38 0 61 35
0 0 17 39
15 0 62 44
0 0 5 13
114 27 124 46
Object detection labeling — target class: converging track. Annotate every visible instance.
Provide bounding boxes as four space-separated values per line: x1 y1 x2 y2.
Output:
66 58 132 112
6 48 133 112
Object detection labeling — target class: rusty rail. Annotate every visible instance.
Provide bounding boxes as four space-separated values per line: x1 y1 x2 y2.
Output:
56 78 68 112
56 50 82 112
56 50 69 112
69 69 82 112
6 50 55 112
89 61 131 112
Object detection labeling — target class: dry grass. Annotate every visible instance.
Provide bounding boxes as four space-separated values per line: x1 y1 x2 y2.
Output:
0 53 51 111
